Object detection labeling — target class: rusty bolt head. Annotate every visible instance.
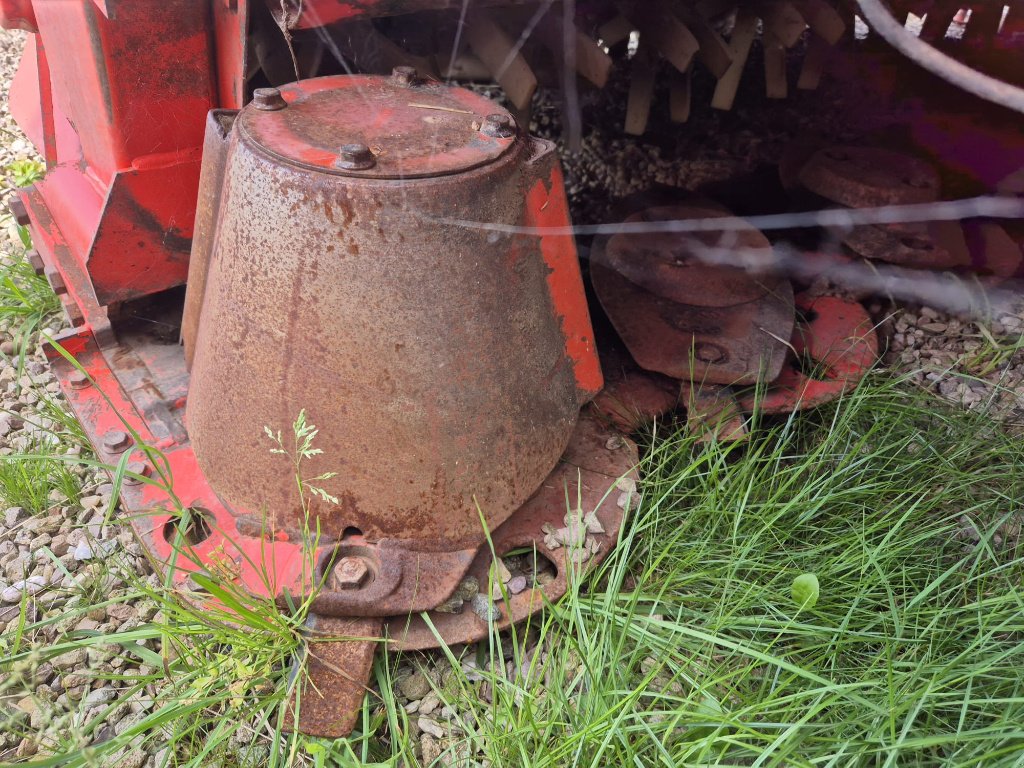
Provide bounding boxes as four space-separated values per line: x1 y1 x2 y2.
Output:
331 556 372 590
124 460 151 485
336 143 376 171
391 66 418 87
252 87 287 111
8 195 29 227
481 113 515 138
102 429 132 454
68 370 90 390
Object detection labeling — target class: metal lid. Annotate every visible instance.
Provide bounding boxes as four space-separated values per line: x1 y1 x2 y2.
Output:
238 74 517 179
598 204 783 308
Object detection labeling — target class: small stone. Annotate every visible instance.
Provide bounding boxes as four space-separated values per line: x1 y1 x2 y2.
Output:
2 574 47 603
418 716 445 739
52 647 88 670
492 558 512 584
399 672 431 701
507 575 528 594
0 340 15 356
83 687 117 707
453 576 479 601
471 593 500 621
420 735 442 763
4 506 28 527
433 597 464 614
418 693 440 715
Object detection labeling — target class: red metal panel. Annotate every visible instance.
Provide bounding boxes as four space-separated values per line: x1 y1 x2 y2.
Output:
524 162 604 398
214 0 250 109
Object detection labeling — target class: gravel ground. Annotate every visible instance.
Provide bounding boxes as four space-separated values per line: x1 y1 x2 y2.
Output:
0 21 1022 767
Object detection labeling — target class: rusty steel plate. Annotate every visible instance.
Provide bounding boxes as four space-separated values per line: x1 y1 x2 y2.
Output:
737 294 879 414
599 203 784 307
798 146 941 208
237 74 516 179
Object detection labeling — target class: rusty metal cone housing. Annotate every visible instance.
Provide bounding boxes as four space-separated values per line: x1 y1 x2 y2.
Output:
184 75 603 613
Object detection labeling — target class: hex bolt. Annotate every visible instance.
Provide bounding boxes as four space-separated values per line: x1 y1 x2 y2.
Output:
103 429 132 454
8 195 29 227
391 66 418 87
26 249 44 276
68 370 90 390
481 113 515 138
336 143 376 171
124 460 151 485
252 87 287 111
331 556 372 591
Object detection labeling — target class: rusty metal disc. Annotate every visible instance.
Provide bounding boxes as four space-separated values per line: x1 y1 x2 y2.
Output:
599 203 783 307
798 146 941 208
590 260 794 386
237 75 516 179
842 220 970 269
591 203 794 386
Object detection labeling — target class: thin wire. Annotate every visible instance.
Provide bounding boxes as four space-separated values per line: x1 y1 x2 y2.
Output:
425 196 1024 237
856 0 1024 114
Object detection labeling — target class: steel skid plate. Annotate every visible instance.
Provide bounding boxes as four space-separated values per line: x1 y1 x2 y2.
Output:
43 321 636 737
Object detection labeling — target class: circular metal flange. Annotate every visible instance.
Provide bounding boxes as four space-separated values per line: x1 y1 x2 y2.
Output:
798 146 941 208
384 412 638 651
237 75 517 180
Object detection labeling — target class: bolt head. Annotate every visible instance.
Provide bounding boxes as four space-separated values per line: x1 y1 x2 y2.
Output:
68 370 90 390
124 460 151 485
252 87 287 111
336 143 376 171
102 429 132 453
391 66 418 87
8 195 29 227
481 113 515 138
331 556 372 590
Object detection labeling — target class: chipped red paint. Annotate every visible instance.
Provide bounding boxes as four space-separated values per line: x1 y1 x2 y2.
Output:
737 294 879 414
526 166 603 398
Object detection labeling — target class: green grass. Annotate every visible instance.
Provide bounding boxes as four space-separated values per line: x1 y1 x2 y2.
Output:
0 235 60 365
3 373 1023 766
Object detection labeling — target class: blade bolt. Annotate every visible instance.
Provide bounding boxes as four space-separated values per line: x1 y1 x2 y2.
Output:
124 460 151 485
336 143 376 170
8 195 29 226
481 113 515 138
391 66 418 87
252 87 287 111
68 370 90 390
331 556 372 590
103 429 132 454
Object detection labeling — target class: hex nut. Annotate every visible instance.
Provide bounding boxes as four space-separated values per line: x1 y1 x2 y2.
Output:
336 143 376 171
331 556 372 590
391 66 418 87
481 113 515 138
8 195 29 227
103 429 132 454
252 87 287 111
124 461 151 485
68 370 90 390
